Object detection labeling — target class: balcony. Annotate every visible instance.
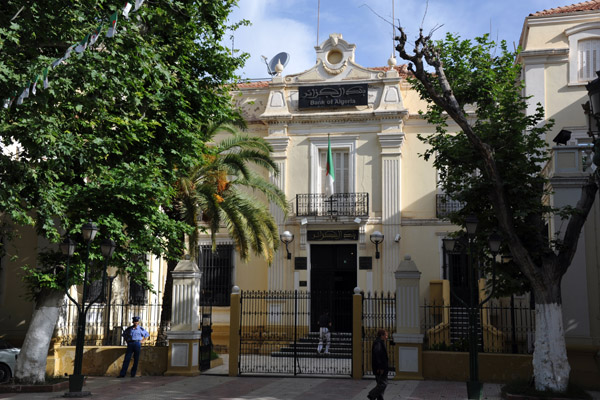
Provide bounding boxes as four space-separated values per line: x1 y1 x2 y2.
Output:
296 193 369 217
436 194 464 219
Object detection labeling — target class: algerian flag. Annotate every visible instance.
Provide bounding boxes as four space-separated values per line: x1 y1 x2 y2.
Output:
134 0 145 11
42 68 49 89
89 24 103 46
75 34 90 53
62 44 75 62
106 11 118 38
123 2 132 19
31 75 40 95
8 91 17 108
16 87 27 105
325 135 335 196
22 83 30 99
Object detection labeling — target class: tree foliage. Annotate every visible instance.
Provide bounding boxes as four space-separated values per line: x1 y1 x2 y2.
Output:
396 29 599 392
0 0 248 290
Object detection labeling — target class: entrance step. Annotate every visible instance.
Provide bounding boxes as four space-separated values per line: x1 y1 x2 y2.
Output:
271 331 352 359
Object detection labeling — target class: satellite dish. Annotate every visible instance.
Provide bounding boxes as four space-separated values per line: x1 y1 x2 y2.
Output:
262 52 290 76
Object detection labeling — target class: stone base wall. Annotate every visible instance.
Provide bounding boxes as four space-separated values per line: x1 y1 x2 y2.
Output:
47 346 168 377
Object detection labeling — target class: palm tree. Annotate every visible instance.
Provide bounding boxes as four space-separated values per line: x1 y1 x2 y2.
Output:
156 122 287 344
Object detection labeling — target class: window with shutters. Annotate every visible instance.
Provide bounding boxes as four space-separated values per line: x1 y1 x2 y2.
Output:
309 135 357 195
578 39 600 81
319 149 349 194
566 23 600 84
198 244 234 306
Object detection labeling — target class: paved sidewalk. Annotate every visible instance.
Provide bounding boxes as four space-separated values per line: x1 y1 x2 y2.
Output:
0 355 598 400
0 375 506 400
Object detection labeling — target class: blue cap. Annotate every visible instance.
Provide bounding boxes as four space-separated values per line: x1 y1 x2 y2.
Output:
132 316 140 322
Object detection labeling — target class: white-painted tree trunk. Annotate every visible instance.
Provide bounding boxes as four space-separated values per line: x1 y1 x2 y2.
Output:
14 290 64 384
533 303 570 392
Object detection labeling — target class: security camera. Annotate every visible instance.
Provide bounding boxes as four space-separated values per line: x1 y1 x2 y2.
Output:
394 234 401 242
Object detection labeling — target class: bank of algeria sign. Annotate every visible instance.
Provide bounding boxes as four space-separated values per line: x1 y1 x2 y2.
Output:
299 83 368 109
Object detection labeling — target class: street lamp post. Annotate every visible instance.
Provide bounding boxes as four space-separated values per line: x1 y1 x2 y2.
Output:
443 217 502 400
61 221 116 397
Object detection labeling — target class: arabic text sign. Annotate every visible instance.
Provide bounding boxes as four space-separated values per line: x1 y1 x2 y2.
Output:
307 230 359 241
298 84 368 109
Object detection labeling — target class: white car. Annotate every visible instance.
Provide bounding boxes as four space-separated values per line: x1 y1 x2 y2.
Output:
0 340 19 384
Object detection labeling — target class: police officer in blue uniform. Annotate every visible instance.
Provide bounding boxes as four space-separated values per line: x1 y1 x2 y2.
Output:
118 316 150 378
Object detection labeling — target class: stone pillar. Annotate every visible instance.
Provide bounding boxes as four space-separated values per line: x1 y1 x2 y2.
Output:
165 258 202 376
229 286 241 377
392 255 424 380
352 287 363 380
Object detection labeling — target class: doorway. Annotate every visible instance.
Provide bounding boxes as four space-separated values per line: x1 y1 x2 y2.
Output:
310 244 357 332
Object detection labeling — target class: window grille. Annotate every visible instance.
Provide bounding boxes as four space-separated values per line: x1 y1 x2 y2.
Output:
198 244 233 306
129 280 147 305
85 279 105 303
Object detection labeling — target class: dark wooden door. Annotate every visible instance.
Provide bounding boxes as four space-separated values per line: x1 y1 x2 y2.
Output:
310 244 356 332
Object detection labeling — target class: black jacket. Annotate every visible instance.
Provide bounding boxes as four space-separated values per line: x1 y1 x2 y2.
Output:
371 337 388 373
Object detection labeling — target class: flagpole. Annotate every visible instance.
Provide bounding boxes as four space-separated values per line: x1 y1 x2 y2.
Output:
317 0 320 46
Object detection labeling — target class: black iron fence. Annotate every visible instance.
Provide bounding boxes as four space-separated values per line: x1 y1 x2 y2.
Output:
422 299 535 354
238 290 353 376
362 291 396 377
296 193 369 217
57 302 163 346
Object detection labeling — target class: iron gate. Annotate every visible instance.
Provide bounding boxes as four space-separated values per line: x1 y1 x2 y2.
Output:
238 290 353 376
362 291 396 377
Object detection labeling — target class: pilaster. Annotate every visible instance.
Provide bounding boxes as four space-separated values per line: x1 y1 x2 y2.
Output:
378 132 404 292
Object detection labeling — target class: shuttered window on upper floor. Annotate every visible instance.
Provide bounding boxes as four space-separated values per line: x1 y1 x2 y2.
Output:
319 149 349 193
578 39 600 81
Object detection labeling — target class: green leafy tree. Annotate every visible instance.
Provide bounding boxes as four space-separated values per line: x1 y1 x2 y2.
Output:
0 0 246 384
396 30 599 392
156 121 287 344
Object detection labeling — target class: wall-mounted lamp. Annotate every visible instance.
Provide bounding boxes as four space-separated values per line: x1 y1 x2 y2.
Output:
280 230 294 260
300 218 308 225
394 234 401 242
354 217 362 224
370 230 384 259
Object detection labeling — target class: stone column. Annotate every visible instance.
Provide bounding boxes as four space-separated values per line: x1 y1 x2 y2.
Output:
165 258 202 376
392 255 424 380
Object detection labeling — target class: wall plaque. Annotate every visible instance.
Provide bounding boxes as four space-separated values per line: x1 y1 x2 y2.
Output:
295 257 307 270
298 83 368 109
307 230 359 241
359 257 373 270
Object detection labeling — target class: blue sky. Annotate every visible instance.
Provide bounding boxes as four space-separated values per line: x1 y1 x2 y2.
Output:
228 0 575 80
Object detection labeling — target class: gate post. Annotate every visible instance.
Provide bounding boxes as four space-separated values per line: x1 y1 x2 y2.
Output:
165 257 202 376
352 287 363 380
229 286 241 376
392 255 424 380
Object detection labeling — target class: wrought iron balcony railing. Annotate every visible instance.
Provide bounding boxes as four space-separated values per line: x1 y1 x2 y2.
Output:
296 192 369 217
436 194 464 219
